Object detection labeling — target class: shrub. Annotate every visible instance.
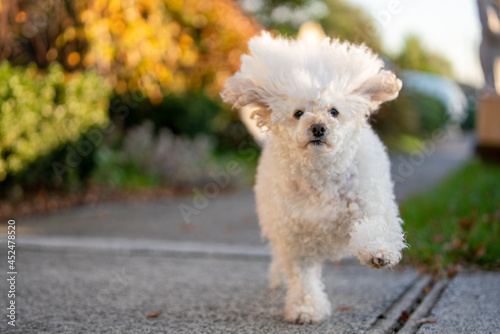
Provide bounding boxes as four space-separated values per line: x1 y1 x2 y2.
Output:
123 122 215 186
373 87 449 151
0 62 111 186
0 0 259 101
406 90 449 135
118 91 222 138
114 90 253 153
78 0 259 100
91 121 216 188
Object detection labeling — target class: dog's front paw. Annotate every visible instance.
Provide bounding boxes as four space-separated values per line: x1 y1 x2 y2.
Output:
284 305 330 324
284 294 331 324
357 249 402 269
349 218 405 269
285 310 315 325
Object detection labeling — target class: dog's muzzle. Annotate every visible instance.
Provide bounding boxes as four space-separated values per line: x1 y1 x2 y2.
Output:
311 123 326 138
309 123 327 146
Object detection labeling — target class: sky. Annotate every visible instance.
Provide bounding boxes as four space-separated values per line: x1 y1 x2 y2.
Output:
346 0 483 87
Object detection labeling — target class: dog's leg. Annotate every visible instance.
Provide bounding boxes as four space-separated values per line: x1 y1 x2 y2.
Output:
283 258 331 324
349 130 407 268
348 215 406 269
269 250 285 289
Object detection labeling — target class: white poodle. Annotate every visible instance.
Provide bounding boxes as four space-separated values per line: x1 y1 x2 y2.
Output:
221 32 406 324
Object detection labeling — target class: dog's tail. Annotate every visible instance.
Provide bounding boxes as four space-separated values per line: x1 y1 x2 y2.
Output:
239 104 269 146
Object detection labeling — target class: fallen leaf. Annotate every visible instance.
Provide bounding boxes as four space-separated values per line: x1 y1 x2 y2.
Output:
459 218 474 231
415 317 437 324
337 306 354 311
398 310 410 322
474 245 487 258
180 223 194 233
146 311 161 318
432 234 444 243
445 239 462 251
447 264 462 278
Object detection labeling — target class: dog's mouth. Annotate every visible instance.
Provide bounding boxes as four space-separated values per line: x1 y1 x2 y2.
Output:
308 140 326 147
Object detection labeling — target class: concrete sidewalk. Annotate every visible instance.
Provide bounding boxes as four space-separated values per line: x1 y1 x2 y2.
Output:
2 129 499 334
1 240 499 333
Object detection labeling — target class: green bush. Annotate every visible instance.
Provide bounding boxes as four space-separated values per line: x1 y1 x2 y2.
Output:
373 87 449 151
116 91 255 153
406 90 449 135
91 147 162 190
119 92 222 138
0 62 111 186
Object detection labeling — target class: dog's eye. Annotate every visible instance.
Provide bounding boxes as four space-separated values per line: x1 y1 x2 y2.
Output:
294 110 304 119
330 108 339 117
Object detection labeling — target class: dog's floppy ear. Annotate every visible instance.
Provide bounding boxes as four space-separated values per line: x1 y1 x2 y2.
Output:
221 74 272 129
221 74 263 109
353 70 402 113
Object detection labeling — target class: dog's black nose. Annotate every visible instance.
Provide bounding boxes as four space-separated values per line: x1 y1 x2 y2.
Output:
310 123 326 137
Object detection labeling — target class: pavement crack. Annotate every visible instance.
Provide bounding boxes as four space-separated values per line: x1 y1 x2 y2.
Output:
397 278 451 334
365 274 432 334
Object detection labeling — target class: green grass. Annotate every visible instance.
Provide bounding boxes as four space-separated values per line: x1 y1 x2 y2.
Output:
90 148 162 190
400 159 500 271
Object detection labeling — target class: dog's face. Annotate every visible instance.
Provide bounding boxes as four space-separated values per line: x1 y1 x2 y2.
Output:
221 32 402 155
254 92 361 156
263 92 365 156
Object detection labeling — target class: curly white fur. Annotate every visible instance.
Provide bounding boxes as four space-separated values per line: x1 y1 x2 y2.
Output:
221 32 406 324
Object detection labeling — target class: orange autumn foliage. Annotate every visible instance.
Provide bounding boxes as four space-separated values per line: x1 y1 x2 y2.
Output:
0 0 260 101
78 0 260 101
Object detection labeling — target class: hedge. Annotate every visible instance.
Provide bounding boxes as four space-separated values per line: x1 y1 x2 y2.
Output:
0 62 111 182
